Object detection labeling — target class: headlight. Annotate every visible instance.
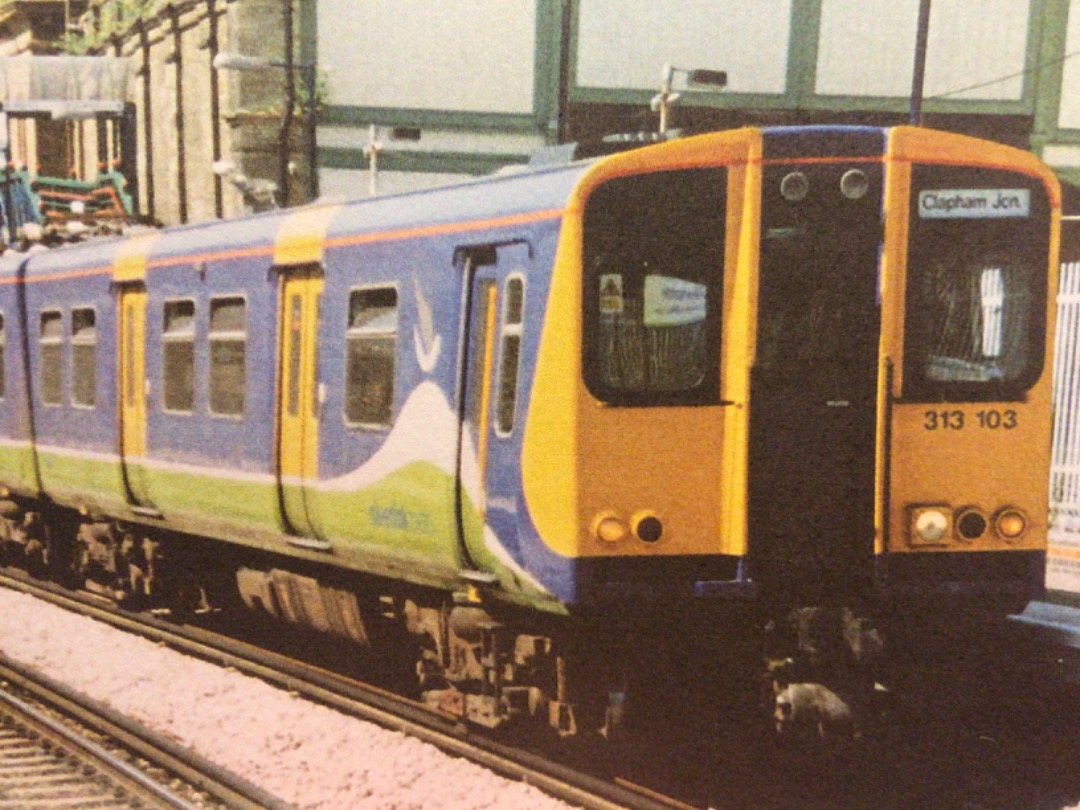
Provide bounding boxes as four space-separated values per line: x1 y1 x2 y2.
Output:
840 169 869 200
780 171 809 201
911 507 949 545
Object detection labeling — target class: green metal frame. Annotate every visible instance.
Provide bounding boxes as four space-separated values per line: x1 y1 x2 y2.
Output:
319 147 526 177
1029 0 1080 185
565 0 1042 118
308 0 564 177
306 0 1072 178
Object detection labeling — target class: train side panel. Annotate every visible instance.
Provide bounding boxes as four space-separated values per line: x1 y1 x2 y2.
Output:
521 129 763 607
299 207 568 604
138 240 285 539
22 242 127 513
0 254 38 497
96 170 582 607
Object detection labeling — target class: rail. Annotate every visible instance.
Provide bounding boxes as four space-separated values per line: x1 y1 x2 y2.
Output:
0 655 281 809
0 569 686 810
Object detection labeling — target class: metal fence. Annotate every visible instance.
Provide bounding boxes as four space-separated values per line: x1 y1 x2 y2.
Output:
1049 257 1080 591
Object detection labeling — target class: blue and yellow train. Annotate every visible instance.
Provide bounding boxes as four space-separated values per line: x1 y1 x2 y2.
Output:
0 125 1060 734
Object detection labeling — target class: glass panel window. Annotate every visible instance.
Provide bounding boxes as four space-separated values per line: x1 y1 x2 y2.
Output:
40 310 62 405
209 296 246 416
287 294 303 417
582 168 726 406
163 299 195 413
904 167 1051 401
910 259 1035 386
466 279 495 430
495 276 525 436
345 287 397 426
123 302 135 408
71 307 96 407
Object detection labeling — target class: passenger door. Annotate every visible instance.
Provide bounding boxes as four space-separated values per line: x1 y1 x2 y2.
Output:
117 283 155 510
276 265 324 544
457 244 529 573
747 159 883 604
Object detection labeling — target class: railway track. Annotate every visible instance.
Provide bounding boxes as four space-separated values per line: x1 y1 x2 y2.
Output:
0 686 186 809
5 570 1080 809
0 658 283 809
0 570 694 810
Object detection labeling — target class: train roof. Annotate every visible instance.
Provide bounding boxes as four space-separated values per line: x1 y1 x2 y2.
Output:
9 154 591 282
10 124 1059 281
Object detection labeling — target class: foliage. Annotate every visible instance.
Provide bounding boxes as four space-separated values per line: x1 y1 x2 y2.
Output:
59 0 159 54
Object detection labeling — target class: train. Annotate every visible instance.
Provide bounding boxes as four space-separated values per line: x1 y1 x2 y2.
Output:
0 124 1060 738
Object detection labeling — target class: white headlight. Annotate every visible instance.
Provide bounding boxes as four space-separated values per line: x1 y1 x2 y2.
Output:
913 508 949 544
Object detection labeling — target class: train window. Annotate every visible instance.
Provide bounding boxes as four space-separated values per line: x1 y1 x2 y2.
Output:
904 167 1050 401
163 300 195 413
466 279 495 431
209 296 246 416
581 168 725 406
70 308 96 408
0 312 6 400
39 310 63 405
495 276 525 436
286 293 303 417
345 287 397 427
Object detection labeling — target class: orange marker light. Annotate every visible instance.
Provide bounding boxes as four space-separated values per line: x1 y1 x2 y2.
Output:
995 509 1027 540
594 514 629 544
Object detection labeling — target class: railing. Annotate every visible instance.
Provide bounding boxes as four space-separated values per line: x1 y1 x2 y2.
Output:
1049 260 1080 590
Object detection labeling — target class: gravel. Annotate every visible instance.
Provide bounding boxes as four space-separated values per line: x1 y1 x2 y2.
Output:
0 588 577 809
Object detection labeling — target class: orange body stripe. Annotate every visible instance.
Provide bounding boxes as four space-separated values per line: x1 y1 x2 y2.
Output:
8 207 565 286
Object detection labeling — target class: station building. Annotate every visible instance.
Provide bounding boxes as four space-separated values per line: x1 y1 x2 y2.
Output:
310 0 1080 198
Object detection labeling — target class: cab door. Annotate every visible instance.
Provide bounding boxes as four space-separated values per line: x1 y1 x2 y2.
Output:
118 283 154 509
457 244 529 572
276 265 324 543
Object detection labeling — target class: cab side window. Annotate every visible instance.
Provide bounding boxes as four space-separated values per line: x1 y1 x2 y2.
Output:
495 276 525 436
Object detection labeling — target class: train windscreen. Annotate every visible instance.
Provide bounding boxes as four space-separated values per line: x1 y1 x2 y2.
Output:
580 168 726 406
903 166 1052 401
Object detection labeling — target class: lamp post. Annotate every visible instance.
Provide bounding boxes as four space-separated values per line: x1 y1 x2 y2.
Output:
651 64 728 135
213 52 319 205
909 0 932 125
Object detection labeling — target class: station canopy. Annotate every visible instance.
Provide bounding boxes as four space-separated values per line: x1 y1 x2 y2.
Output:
0 55 130 118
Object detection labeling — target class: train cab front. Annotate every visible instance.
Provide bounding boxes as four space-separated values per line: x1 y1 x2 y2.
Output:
520 125 1057 626
873 127 1058 616
520 128 762 626
514 124 1057 741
